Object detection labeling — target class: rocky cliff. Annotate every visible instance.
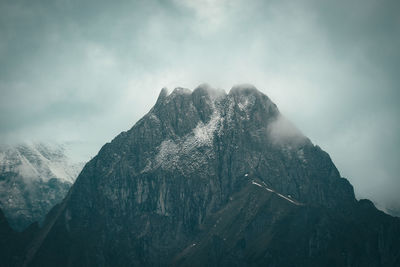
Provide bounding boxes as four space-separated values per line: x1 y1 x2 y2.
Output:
19 84 400 267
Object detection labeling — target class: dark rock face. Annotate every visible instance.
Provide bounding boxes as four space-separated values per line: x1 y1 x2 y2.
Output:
0 207 38 267
21 85 400 266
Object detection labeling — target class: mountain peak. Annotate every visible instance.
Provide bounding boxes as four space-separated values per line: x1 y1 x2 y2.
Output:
156 87 169 103
156 84 269 108
193 83 226 100
170 87 192 96
19 84 400 267
229 83 265 98
150 84 280 139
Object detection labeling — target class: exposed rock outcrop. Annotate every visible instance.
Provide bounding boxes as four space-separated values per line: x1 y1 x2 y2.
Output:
18 85 400 267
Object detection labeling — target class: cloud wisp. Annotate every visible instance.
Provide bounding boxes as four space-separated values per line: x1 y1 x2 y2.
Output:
0 0 399 214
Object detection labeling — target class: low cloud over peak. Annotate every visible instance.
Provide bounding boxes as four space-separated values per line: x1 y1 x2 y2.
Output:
1 0 399 215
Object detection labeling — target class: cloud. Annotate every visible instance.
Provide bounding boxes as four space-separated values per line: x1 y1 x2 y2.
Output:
0 0 399 214
267 114 307 147
173 0 231 33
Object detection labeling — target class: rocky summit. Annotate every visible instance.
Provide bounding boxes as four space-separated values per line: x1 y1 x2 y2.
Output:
6 84 399 266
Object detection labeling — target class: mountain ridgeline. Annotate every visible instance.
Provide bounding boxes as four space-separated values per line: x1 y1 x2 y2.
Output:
0 143 83 231
12 84 400 266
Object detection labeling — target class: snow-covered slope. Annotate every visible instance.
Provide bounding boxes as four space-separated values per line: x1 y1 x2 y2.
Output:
0 143 84 231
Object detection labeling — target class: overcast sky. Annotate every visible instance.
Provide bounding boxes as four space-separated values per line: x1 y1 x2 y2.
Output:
0 0 399 213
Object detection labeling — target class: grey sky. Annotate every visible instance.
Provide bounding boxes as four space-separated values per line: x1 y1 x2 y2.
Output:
1 0 399 213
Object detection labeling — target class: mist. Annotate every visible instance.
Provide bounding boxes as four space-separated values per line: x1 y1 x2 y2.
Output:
267 114 307 147
0 0 399 214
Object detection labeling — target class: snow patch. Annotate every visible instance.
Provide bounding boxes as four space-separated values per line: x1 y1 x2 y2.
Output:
237 95 255 111
0 143 83 183
251 180 303 206
297 149 307 163
251 181 262 187
193 111 221 146
144 109 222 172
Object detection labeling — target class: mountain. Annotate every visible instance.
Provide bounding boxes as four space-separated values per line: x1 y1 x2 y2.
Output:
0 143 84 231
18 84 400 266
0 206 38 267
0 206 18 265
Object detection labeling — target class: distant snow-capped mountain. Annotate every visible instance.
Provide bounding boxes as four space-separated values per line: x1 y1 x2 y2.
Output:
0 143 84 231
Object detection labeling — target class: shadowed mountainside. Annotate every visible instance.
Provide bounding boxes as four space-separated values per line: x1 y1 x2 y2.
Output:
6 84 398 267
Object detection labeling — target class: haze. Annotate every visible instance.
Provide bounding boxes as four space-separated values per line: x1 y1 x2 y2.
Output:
0 0 399 214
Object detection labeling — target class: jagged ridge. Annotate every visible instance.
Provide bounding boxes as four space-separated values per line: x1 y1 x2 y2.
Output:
19 84 400 267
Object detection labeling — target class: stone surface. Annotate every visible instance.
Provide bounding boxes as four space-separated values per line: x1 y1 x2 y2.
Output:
9 84 400 266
